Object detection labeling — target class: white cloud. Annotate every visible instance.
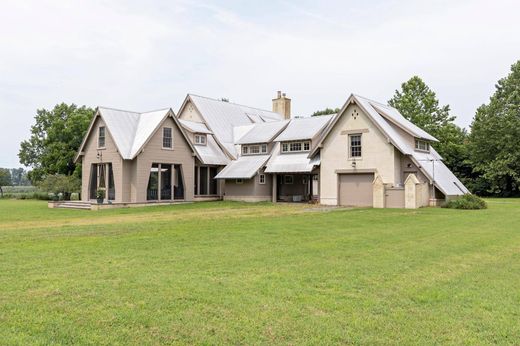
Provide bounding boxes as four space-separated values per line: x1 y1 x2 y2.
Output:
0 0 519 167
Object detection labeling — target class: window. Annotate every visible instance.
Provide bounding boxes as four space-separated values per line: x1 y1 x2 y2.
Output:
250 145 260 154
236 178 243 184
195 134 206 145
349 134 362 157
261 144 267 153
415 139 430 152
163 127 172 149
242 146 249 155
284 175 294 184
98 126 106 148
302 176 308 184
281 141 311 153
259 174 266 184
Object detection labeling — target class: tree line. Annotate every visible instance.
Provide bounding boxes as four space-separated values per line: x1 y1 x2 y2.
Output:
3 60 519 197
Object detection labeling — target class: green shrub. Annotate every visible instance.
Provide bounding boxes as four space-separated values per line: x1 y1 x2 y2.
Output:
70 192 80 201
442 194 487 210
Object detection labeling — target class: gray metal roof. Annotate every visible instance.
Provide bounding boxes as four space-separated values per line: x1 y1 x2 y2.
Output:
189 94 283 158
274 114 334 142
214 154 270 179
194 135 230 165
265 143 319 173
98 107 169 159
178 119 213 134
236 120 289 144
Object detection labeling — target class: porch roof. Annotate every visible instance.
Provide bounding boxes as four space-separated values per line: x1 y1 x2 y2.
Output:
214 155 270 179
265 151 320 173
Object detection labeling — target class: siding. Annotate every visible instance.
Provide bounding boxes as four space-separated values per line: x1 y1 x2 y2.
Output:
224 170 272 201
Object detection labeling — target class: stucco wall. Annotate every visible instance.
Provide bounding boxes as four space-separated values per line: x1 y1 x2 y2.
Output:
178 100 204 123
319 104 397 205
81 117 125 202
223 170 272 201
133 117 195 203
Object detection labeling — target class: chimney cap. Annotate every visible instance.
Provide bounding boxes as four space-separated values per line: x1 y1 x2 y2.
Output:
277 90 282 98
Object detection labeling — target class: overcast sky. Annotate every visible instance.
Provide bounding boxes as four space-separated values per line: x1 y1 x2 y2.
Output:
1 0 519 168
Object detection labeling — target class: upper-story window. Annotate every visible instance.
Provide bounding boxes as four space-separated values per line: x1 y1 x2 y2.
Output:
415 139 430 152
349 134 362 158
195 134 206 145
98 126 106 148
242 144 268 155
162 127 173 149
281 141 311 153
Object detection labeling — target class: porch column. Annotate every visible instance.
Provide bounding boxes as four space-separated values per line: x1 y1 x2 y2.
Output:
272 174 277 203
158 163 162 201
171 164 175 200
104 163 109 202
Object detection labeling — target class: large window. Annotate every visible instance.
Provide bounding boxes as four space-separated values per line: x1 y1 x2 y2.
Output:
163 127 172 149
194 165 218 195
281 141 311 153
89 163 115 200
349 134 362 158
148 163 181 200
98 126 106 148
415 139 430 152
242 144 268 155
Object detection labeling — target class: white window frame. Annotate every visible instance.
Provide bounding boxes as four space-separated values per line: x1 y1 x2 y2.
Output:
281 141 311 153
195 134 207 146
98 126 106 149
162 127 173 149
261 144 267 153
259 174 266 184
349 134 362 158
236 178 243 184
242 146 249 155
250 145 260 154
284 175 294 184
415 139 430 152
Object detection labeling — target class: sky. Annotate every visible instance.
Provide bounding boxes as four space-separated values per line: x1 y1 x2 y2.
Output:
1 0 519 168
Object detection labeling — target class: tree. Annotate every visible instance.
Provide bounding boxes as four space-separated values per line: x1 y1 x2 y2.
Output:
10 168 31 186
312 107 340 116
38 174 81 200
19 103 94 184
0 168 12 197
468 61 520 196
388 76 469 178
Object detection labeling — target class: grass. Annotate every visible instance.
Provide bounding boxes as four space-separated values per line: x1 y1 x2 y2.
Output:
1 199 520 345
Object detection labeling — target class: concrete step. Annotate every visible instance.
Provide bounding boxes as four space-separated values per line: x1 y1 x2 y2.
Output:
55 202 92 210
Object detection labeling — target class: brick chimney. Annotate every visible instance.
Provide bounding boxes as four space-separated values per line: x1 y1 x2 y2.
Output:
272 90 291 120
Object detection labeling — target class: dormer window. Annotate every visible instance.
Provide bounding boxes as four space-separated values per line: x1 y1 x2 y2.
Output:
98 126 106 148
195 134 206 145
242 146 249 155
415 139 430 152
281 141 311 153
162 127 173 149
261 144 267 153
242 144 268 155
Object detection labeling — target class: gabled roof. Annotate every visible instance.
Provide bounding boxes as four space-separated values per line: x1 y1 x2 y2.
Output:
180 94 283 158
214 154 270 179
178 119 213 134
75 106 199 162
274 114 334 142
236 120 290 144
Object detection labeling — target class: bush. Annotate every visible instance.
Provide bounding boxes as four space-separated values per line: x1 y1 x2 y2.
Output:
70 192 80 201
442 194 487 210
37 174 81 200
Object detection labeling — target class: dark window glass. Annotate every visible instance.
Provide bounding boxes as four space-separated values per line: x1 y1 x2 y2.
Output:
98 127 106 148
163 127 172 148
350 134 362 157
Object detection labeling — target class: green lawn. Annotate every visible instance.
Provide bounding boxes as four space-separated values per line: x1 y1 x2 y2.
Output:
1 199 519 345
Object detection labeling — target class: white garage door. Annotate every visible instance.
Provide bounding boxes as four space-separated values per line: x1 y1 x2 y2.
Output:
338 173 374 207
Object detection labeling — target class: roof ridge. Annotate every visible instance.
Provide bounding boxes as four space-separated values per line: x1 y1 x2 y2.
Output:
188 93 279 115
98 105 170 115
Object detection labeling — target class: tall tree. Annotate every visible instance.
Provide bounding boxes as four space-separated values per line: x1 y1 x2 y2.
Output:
468 61 520 196
10 168 31 186
19 103 94 184
312 107 340 116
388 76 470 178
0 168 12 197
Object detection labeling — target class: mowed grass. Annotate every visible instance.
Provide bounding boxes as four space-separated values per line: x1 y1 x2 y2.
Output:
1 199 520 345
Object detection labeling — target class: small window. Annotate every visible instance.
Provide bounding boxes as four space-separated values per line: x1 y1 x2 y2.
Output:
415 139 430 152
290 142 302 152
259 174 266 184
302 176 308 184
261 144 267 153
282 143 289 152
250 145 260 154
98 126 106 148
242 146 249 155
284 175 294 184
236 178 243 184
303 141 310 151
349 134 362 158
163 127 173 149
195 134 206 145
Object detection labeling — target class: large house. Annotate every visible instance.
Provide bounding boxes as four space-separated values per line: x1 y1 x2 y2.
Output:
75 91 469 208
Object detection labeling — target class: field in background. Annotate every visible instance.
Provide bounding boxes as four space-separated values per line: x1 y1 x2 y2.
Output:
1 199 519 344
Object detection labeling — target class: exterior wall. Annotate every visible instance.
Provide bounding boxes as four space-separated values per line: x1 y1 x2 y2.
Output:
385 188 405 208
81 117 126 203
133 117 195 203
178 100 205 123
223 170 272 202
320 103 398 205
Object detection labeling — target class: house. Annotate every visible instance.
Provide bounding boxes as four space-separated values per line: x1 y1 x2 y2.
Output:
74 91 469 208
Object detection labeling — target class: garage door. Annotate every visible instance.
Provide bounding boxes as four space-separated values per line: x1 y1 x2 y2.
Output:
338 173 374 207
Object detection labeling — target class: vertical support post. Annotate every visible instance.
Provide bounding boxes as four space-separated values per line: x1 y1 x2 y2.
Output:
158 163 162 201
171 164 175 200
272 174 277 203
